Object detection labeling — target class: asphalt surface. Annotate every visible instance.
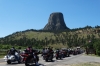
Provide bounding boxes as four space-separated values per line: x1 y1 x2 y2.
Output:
0 58 4 63
0 54 100 66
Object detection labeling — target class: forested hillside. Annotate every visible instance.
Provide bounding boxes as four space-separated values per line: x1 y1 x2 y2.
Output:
0 25 100 49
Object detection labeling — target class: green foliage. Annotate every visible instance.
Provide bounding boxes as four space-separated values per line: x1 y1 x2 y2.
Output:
93 39 100 56
0 44 2 48
96 49 100 56
2 45 10 49
0 27 100 49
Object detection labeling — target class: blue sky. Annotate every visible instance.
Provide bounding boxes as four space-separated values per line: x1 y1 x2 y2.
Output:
0 0 100 37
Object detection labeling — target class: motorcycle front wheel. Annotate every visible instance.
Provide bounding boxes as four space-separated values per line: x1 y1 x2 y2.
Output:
25 56 36 66
7 60 11 64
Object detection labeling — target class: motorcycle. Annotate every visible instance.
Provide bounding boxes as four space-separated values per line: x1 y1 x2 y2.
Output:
43 53 53 62
56 52 63 60
25 53 39 66
3 52 22 64
73 50 78 55
66 50 70 57
20 53 29 63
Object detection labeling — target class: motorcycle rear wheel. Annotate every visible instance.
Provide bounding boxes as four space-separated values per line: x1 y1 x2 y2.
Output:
45 58 48 62
56 57 58 59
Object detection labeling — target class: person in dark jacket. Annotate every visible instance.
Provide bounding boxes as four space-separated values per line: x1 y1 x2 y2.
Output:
9 47 20 62
25 46 39 65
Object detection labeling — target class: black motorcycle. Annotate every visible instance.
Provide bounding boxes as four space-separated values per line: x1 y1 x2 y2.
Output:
66 50 70 57
56 52 62 60
43 53 53 62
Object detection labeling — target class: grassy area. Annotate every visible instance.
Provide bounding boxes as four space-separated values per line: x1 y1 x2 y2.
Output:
16 31 55 40
0 50 7 58
70 62 100 66
55 62 100 66
0 54 6 58
0 53 6 58
0 55 5 58
84 53 100 57
48 43 68 49
4 28 100 41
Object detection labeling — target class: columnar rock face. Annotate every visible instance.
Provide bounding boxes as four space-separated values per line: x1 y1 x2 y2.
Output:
43 12 69 30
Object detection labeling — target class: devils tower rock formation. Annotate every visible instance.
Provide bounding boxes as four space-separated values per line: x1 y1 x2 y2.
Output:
43 12 69 30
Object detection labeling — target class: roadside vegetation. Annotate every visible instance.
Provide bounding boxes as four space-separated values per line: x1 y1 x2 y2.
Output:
84 53 100 57
70 62 100 66
0 45 27 58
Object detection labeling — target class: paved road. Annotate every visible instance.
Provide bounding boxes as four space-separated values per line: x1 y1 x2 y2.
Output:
0 58 4 63
0 54 100 66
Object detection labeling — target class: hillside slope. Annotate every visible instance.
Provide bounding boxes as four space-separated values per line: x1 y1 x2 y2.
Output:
0 27 100 48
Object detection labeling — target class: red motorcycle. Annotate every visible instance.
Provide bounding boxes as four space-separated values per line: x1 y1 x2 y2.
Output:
25 53 39 66
20 53 29 63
